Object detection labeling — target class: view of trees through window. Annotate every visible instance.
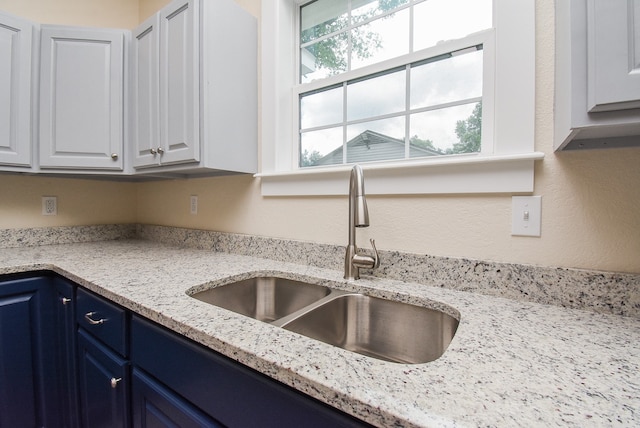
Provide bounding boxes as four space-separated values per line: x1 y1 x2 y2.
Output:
300 0 409 80
298 0 491 168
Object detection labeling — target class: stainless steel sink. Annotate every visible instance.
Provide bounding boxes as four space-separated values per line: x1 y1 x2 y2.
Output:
281 294 458 364
189 276 458 364
190 277 331 322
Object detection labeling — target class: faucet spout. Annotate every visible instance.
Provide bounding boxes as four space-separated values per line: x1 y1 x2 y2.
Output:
345 165 379 280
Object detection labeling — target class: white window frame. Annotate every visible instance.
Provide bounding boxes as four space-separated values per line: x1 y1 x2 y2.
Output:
258 0 543 196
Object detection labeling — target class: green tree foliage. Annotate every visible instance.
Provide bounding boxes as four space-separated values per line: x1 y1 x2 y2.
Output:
449 102 482 154
302 0 407 76
409 135 443 154
300 149 323 167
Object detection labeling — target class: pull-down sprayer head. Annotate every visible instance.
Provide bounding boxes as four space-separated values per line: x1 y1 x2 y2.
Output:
351 165 369 228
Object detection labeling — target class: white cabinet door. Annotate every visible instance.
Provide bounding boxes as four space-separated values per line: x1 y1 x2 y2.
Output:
39 26 124 170
131 15 160 168
0 12 33 167
588 0 640 112
158 0 200 166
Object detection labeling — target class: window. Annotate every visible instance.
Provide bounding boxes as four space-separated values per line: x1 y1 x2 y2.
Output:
259 0 543 196
299 0 489 168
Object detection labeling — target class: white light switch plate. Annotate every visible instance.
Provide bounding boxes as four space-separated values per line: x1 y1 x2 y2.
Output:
512 196 541 237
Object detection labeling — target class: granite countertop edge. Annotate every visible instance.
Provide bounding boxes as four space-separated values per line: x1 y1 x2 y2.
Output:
1 239 638 427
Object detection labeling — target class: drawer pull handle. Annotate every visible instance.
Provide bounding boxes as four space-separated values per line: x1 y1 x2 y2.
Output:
84 312 106 325
61 297 72 305
110 377 122 389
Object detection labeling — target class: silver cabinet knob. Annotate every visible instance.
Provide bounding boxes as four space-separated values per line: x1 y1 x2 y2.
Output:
61 297 72 305
150 148 157 155
111 153 118 160
110 377 122 389
157 147 164 154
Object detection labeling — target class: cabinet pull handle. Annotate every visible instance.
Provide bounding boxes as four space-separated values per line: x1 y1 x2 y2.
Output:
61 297 72 305
110 377 122 389
84 312 106 325
157 147 164 154
111 153 119 160
150 148 157 155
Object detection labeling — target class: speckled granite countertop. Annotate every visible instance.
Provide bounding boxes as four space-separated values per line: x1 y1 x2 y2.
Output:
1 239 638 427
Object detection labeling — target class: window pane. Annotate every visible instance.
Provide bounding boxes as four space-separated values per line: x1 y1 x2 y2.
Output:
410 102 481 155
352 0 409 21
301 34 349 83
300 0 349 44
414 0 492 52
346 117 405 163
347 69 405 121
351 8 410 70
301 86 343 129
300 126 343 167
411 48 483 110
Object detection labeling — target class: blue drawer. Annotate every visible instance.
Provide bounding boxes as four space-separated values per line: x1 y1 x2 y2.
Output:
77 288 128 357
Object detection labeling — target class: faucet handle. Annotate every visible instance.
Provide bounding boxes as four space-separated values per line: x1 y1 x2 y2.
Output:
351 239 380 271
369 239 380 269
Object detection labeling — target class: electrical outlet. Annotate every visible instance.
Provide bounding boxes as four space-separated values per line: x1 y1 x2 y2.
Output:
512 196 541 236
42 196 58 216
190 195 198 215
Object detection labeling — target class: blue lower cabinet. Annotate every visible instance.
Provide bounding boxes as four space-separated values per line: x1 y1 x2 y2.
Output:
53 276 80 428
0 273 61 428
77 329 130 428
132 368 223 428
131 316 371 428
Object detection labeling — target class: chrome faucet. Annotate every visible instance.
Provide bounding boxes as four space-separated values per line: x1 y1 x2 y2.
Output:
344 165 380 280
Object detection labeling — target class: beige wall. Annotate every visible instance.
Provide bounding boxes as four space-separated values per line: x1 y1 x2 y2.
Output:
1 0 639 274
0 175 137 228
0 0 139 28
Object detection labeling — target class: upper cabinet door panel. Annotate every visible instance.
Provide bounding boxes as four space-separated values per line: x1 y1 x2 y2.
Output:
159 0 200 165
39 26 124 170
132 14 160 168
588 0 640 112
0 12 32 167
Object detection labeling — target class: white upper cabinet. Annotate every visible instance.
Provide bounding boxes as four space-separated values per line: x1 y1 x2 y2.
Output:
39 26 125 170
555 0 640 150
159 0 200 166
587 0 640 112
131 0 257 175
0 11 33 168
131 14 160 168
132 0 199 168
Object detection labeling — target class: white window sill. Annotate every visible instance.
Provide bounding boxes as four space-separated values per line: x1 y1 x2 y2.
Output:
256 152 545 196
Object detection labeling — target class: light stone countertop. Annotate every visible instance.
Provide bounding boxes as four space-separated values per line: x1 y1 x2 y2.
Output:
1 239 638 427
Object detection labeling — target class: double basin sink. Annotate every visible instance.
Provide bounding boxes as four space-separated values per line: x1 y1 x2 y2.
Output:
189 275 459 364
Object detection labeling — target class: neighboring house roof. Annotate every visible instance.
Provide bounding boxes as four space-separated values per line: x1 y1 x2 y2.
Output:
313 130 441 166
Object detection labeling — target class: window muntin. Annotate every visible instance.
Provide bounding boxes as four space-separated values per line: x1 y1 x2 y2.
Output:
297 0 491 168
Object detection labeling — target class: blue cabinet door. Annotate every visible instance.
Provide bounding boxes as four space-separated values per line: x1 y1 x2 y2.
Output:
0 274 60 427
54 276 80 428
132 316 371 428
77 329 130 428
132 368 223 428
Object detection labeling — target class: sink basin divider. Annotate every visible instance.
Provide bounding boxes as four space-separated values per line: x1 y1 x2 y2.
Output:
270 289 353 328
